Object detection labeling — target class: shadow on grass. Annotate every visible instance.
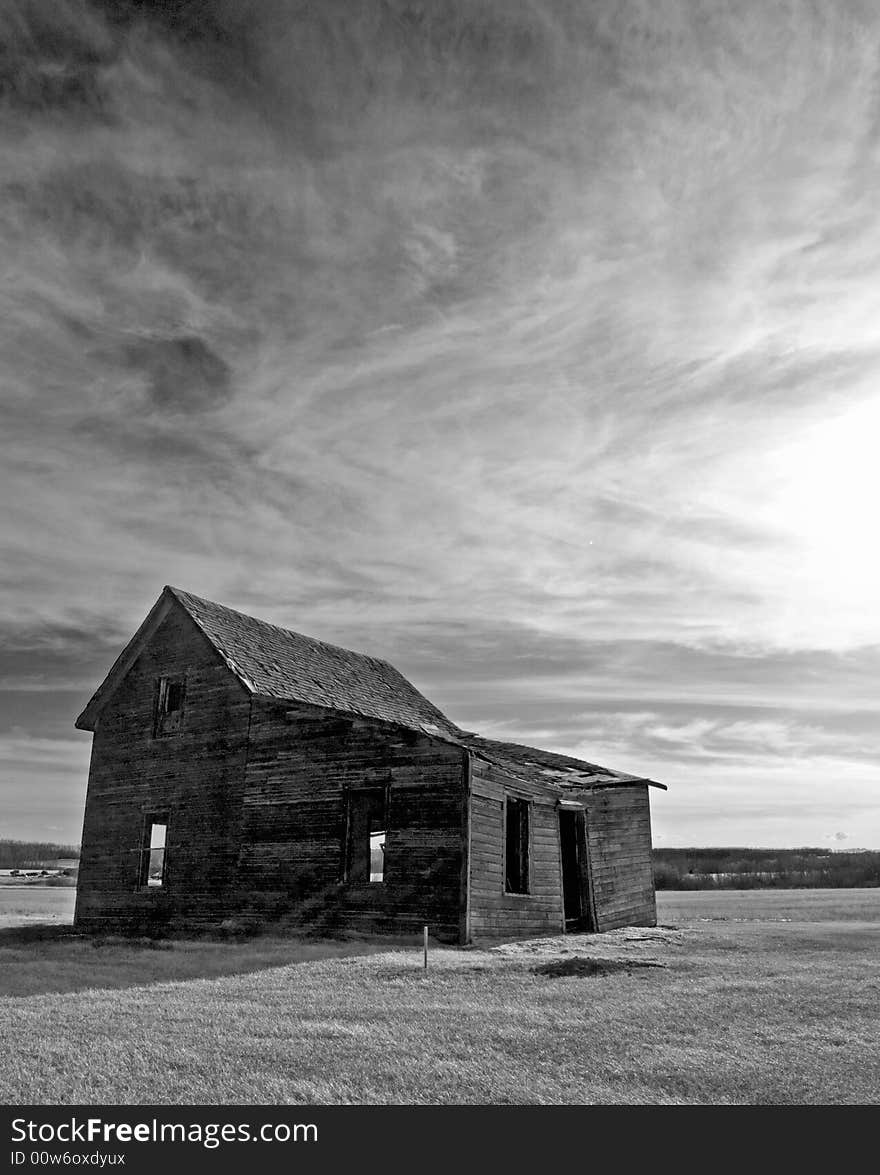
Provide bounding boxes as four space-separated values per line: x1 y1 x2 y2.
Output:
0 924 81 946
534 956 666 978
0 922 429 998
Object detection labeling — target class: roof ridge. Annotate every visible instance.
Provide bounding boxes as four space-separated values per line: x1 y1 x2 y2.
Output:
166 585 382 663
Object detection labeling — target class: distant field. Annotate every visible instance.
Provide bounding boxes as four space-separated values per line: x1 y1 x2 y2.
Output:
3 885 877 930
656 887 880 923
1 887 878 1105
0 886 77 927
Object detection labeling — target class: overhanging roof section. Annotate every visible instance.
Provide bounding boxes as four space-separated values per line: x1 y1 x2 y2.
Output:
75 586 462 738
464 735 666 792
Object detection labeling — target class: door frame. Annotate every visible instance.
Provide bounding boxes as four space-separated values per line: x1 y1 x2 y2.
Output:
557 805 597 932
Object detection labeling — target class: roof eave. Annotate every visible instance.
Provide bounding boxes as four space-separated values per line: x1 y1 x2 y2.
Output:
254 693 464 742
557 776 667 791
605 774 667 791
465 742 667 792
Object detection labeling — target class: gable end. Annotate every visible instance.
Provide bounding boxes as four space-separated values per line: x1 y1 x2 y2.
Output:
75 588 244 731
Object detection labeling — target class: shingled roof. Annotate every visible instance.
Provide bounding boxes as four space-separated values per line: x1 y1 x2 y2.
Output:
75 588 665 791
75 586 462 737
464 735 666 791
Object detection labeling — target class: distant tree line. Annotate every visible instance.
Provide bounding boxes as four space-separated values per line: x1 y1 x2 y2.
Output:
653 847 880 889
0 839 80 868
3 840 878 887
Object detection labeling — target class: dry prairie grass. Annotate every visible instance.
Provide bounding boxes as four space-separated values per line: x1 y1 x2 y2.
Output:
1 897 878 1106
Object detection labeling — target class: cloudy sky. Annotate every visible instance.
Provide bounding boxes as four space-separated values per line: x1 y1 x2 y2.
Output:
2 0 879 848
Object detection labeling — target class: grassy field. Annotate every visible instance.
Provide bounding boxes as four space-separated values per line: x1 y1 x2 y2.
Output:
657 886 880 923
0 885 77 927
1 889 878 1105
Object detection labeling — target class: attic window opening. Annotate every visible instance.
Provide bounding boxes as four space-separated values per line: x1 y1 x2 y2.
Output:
155 675 185 736
139 818 167 888
505 795 530 895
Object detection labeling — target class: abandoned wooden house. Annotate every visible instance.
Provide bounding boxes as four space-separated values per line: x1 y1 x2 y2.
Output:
74 586 665 942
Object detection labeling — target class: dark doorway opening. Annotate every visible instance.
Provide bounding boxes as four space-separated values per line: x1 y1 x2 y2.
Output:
559 808 595 932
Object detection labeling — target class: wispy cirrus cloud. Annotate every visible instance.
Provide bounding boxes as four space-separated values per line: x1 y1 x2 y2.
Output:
2 1 880 841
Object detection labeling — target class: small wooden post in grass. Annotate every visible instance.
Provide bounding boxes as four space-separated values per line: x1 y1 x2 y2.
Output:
423 925 428 970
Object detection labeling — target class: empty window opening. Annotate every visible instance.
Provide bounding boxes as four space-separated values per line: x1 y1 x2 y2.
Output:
155 676 185 735
346 789 387 884
140 819 167 888
505 796 530 894
370 830 386 883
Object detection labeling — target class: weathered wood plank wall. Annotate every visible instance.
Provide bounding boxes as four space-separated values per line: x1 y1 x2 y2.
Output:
582 784 657 930
466 758 565 942
237 701 468 941
75 608 251 932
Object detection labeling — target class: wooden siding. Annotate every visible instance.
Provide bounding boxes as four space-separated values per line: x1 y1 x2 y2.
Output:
582 784 657 931
75 606 252 932
236 701 468 941
466 758 565 943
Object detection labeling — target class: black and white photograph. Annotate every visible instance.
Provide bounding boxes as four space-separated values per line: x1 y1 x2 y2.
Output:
1 0 879 1138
